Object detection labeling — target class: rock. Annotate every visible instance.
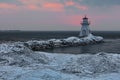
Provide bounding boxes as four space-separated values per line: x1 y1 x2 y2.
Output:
25 34 104 51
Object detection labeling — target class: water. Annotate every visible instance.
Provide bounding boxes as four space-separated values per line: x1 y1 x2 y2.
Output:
0 31 120 54
45 39 120 54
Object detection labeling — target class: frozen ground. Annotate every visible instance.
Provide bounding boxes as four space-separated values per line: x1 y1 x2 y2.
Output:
0 42 120 80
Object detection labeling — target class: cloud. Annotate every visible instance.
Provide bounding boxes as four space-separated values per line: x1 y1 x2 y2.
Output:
65 1 74 6
17 0 64 11
18 0 88 11
25 4 39 10
0 0 21 5
19 0 42 5
42 2 64 12
0 0 88 12
74 0 120 7
0 2 19 15
0 3 18 9
64 0 88 10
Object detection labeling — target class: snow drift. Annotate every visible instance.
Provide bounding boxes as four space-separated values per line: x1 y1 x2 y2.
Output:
0 42 120 80
0 42 49 67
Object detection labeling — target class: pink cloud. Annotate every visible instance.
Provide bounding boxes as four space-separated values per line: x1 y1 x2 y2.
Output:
0 0 88 13
19 0 41 5
64 1 88 10
0 3 19 14
18 0 41 10
25 4 39 10
42 2 64 12
65 1 74 6
0 3 18 9
18 0 64 12
18 0 88 11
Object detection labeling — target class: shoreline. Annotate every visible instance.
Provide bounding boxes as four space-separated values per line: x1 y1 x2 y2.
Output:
25 34 103 51
0 50 120 80
0 37 120 80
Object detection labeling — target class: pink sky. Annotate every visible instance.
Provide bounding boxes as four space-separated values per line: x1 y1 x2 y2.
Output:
0 0 120 31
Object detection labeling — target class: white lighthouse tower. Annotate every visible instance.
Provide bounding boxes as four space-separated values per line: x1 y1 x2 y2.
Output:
79 15 91 37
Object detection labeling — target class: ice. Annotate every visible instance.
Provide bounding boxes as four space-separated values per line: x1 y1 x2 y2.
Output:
1 39 120 80
0 43 49 66
25 34 104 51
0 42 29 53
43 52 120 75
83 34 103 41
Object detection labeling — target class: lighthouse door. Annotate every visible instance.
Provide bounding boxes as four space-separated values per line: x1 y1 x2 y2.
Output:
82 30 87 36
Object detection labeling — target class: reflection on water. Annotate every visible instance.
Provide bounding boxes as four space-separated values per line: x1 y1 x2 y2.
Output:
45 39 120 54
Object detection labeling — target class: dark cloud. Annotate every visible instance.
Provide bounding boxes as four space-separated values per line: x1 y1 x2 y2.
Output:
1 0 120 6
0 0 17 3
74 0 120 6
0 0 21 5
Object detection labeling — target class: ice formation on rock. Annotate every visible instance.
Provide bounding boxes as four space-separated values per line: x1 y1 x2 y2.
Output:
0 42 49 67
0 43 120 80
25 34 103 51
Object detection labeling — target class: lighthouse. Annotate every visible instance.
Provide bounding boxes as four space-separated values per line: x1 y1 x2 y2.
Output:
79 15 91 37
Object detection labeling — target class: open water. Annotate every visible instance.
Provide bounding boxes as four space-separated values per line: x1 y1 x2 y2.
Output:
0 31 120 54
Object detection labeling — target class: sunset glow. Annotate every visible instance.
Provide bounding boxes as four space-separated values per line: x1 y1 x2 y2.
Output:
0 3 17 9
0 0 119 31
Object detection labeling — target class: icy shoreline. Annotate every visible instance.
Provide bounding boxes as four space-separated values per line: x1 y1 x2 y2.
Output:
25 34 103 51
0 34 103 52
0 41 120 80
0 51 120 80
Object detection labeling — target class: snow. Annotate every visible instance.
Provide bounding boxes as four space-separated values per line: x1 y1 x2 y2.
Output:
0 42 28 53
25 34 104 51
84 34 103 41
0 43 49 67
1 35 120 80
0 42 120 80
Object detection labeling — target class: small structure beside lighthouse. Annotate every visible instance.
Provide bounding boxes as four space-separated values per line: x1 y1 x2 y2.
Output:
79 15 91 37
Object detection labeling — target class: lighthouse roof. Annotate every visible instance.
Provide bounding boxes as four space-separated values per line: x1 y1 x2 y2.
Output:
83 15 88 19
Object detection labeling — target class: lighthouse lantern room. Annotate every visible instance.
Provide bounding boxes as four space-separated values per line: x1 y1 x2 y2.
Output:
79 15 91 37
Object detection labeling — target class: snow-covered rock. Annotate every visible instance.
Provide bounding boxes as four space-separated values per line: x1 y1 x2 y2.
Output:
0 43 49 67
1 35 117 80
0 50 120 80
25 34 103 51
0 42 26 53
43 52 120 75
0 42 120 80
